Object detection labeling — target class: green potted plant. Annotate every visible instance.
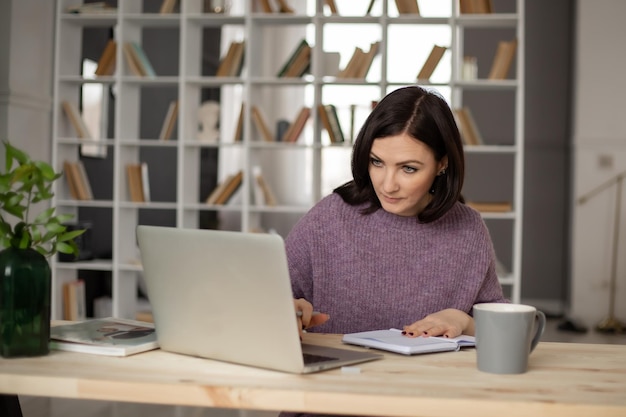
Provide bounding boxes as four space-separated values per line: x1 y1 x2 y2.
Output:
0 141 85 357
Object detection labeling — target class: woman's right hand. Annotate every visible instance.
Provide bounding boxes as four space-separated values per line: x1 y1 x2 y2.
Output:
293 298 329 335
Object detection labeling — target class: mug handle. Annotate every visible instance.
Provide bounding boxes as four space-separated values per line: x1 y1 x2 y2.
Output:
530 310 546 352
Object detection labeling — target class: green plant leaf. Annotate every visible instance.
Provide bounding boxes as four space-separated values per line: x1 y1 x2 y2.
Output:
55 213 74 223
40 230 56 243
17 232 30 249
45 222 66 234
33 160 57 181
33 207 55 224
58 229 85 242
0 174 11 193
12 164 36 186
0 218 11 235
5 142 30 164
34 246 49 257
55 241 75 254
1 142 85 258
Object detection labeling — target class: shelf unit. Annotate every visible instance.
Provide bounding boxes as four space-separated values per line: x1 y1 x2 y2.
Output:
51 0 524 320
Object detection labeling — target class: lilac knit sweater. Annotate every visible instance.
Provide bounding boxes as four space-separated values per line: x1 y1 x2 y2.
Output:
285 192 508 334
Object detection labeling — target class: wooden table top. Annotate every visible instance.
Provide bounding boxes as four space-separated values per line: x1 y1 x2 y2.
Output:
1 333 625 417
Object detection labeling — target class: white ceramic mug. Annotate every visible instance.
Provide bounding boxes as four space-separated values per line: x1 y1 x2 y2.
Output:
473 303 546 374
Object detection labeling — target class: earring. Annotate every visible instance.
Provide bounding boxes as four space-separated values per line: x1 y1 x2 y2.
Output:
429 177 439 194
430 168 447 194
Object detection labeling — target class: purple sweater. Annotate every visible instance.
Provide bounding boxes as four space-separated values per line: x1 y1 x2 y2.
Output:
285 192 508 334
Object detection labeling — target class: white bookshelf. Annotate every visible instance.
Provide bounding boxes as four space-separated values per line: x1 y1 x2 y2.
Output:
50 0 524 320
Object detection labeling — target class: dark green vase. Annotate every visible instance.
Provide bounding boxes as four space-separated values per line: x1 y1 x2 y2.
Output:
0 248 51 357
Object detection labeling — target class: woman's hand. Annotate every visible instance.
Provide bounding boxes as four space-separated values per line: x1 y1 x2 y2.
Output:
293 298 329 335
402 308 474 338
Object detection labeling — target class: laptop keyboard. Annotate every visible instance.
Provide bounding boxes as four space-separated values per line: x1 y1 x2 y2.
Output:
303 352 339 365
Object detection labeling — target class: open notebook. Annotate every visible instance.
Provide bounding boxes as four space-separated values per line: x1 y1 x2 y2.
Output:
136 225 382 373
343 329 475 355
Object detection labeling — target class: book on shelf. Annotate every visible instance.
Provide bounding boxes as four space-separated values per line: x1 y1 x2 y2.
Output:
252 166 277 206
123 42 156 77
284 45 311 78
130 42 156 77
94 39 116 76
355 41 381 78
275 0 294 13
215 40 245 77
337 42 381 79
326 104 346 143
63 160 93 201
229 41 245 76
61 101 92 139
277 39 311 78
342 329 475 355
366 0 377 15
74 160 94 200
123 42 144 76
453 107 484 146
159 100 179 141
317 104 334 143
254 0 294 13
324 0 339 14
233 102 244 142
141 162 151 203
488 39 517 80
126 163 146 202
276 120 290 142
206 170 244 205
50 317 159 357
251 105 274 142
63 161 81 200
63 279 86 321
394 0 420 15
318 104 345 144
336 46 365 79
459 0 493 14
349 104 356 142
281 106 311 143
256 0 274 13
257 175 277 206
159 0 178 14
416 45 447 81
466 201 513 213
66 2 117 14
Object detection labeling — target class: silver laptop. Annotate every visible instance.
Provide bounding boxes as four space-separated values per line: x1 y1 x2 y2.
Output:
136 225 382 373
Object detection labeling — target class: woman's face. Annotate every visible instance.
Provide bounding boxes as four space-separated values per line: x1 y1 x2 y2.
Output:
368 133 447 217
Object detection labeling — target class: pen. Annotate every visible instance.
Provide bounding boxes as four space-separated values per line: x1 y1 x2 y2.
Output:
296 311 321 317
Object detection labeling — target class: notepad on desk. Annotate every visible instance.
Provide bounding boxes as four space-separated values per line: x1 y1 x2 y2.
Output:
342 329 475 355
50 317 159 357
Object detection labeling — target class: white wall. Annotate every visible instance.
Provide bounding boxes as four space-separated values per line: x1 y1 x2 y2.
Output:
570 0 626 325
0 0 54 162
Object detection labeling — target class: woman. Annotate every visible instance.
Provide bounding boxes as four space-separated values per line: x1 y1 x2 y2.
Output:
290 86 508 338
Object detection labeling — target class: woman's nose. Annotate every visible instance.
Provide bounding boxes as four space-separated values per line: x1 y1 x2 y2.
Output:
382 170 399 193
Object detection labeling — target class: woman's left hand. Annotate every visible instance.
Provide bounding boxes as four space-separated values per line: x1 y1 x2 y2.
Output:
402 308 474 338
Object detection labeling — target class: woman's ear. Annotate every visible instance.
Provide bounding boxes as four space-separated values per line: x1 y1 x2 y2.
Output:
438 155 449 175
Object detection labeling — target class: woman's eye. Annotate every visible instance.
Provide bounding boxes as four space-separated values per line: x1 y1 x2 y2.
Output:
403 166 417 173
370 158 382 167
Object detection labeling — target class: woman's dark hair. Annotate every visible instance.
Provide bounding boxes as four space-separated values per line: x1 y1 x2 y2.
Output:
334 85 465 223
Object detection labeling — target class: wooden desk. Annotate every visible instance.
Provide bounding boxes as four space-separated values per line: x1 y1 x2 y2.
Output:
1 333 625 417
